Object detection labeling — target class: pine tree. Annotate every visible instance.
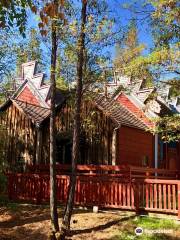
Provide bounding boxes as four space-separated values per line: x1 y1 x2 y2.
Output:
56 55 68 90
124 0 180 141
114 19 153 86
16 28 43 75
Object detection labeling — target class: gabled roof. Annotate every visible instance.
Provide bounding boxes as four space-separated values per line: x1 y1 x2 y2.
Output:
16 86 40 106
125 93 157 118
1 92 150 131
0 99 50 127
14 99 50 127
14 61 68 109
14 78 49 108
135 88 154 103
93 94 149 130
13 61 51 108
116 93 155 128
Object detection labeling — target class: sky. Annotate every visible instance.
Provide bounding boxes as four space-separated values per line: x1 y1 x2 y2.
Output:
27 0 154 59
0 0 177 87
108 0 154 55
22 0 155 81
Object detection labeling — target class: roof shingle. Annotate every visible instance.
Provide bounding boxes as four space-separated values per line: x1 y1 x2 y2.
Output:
93 94 148 130
12 99 50 126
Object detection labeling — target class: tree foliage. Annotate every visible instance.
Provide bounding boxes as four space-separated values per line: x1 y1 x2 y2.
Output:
151 114 180 142
0 0 34 34
0 29 17 78
119 0 179 142
122 0 179 81
0 29 20 103
133 1 179 141
150 0 180 46
56 0 122 91
16 28 44 74
114 19 153 86
0 28 44 103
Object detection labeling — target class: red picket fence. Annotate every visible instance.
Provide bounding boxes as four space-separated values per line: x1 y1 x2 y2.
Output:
134 179 180 215
7 173 180 219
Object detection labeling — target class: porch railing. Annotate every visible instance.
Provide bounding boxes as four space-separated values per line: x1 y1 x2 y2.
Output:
129 166 180 180
7 172 180 219
25 164 180 179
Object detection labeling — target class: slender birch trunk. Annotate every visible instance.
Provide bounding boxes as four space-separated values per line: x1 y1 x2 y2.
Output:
59 1 87 239
49 2 59 237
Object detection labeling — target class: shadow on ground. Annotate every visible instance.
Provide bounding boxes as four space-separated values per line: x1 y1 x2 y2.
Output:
70 215 136 236
0 206 50 228
0 227 47 240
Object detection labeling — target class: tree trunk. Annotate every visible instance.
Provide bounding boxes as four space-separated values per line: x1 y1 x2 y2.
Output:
59 1 87 239
49 6 59 237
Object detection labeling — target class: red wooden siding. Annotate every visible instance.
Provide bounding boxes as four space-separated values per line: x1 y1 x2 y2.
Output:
17 86 40 106
117 93 153 127
178 142 180 172
168 147 179 170
117 126 154 167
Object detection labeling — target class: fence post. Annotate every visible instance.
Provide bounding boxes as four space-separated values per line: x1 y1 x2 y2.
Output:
7 173 12 200
36 175 42 204
129 166 132 181
178 182 180 220
134 180 140 215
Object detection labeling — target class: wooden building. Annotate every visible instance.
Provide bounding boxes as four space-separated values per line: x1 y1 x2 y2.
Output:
106 75 180 171
0 92 150 168
0 61 179 171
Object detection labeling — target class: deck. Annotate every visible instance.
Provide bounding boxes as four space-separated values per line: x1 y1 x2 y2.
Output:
6 164 180 220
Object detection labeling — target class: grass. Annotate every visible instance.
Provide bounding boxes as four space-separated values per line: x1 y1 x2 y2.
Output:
110 216 179 240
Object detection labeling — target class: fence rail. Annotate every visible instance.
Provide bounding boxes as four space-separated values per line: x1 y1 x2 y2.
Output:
134 179 179 215
129 167 180 180
25 164 180 180
7 172 180 219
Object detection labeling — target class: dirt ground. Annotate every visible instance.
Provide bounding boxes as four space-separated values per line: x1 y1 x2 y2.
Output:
0 204 179 240
0 204 133 240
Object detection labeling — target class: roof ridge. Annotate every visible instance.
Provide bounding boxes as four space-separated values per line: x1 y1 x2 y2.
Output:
93 94 149 130
27 80 49 108
112 96 151 128
13 98 50 110
119 93 155 124
111 97 149 128
11 99 50 127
